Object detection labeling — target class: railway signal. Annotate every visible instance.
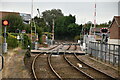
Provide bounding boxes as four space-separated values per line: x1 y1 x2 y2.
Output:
2 20 9 53
100 28 109 33
2 20 9 26
100 28 109 43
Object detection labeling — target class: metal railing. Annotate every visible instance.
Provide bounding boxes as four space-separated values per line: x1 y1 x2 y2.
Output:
87 41 120 74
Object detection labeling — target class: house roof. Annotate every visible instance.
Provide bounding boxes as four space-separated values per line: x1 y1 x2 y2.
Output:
109 16 120 27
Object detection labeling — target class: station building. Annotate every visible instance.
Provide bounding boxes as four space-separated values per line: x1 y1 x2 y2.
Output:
109 16 120 44
0 11 31 24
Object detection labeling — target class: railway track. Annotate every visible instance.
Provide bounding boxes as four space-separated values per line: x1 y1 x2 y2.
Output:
74 52 116 79
32 44 60 80
63 45 94 80
48 44 91 79
32 43 116 79
32 53 41 80
64 44 116 80
47 44 65 79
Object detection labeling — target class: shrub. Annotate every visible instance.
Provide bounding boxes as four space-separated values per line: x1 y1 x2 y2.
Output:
74 35 80 41
22 34 31 49
7 35 18 48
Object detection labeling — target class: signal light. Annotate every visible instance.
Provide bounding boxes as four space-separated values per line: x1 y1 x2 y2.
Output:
2 20 9 26
100 28 109 33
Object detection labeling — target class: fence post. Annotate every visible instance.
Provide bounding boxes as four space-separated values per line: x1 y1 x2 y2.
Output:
113 45 115 65
100 42 103 61
109 44 111 64
104 43 107 62
89 41 92 57
118 45 120 76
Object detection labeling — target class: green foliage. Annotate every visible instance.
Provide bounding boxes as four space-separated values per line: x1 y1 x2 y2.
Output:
42 9 64 32
7 35 18 48
9 33 18 36
3 14 24 33
24 24 31 33
74 35 80 41
67 23 81 38
22 34 31 49
36 25 43 43
34 17 47 32
55 18 82 40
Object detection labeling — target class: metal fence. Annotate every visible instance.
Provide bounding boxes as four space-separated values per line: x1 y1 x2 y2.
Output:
87 41 120 72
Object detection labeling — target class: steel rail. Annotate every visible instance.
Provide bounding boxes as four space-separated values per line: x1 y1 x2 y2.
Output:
47 43 71 80
74 52 116 80
63 52 94 80
32 53 41 80
48 52 63 80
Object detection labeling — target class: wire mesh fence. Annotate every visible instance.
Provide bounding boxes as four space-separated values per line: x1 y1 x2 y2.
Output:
87 41 120 74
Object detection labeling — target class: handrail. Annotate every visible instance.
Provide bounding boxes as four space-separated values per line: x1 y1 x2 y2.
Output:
0 54 4 71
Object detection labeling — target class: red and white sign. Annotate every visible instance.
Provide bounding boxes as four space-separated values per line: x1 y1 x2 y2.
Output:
22 30 26 33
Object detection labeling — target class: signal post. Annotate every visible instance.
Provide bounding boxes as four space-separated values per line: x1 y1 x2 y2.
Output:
2 20 9 53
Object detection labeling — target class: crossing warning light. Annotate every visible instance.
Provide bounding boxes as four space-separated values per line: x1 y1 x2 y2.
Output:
2 20 9 26
100 28 109 33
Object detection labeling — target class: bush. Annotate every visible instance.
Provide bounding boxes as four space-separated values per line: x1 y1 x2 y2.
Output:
7 35 18 48
74 35 80 41
22 34 31 49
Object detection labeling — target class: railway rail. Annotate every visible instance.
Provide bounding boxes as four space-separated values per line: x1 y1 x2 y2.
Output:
48 44 90 79
31 44 60 80
47 44 66 79
32 53 41 80
65 44 116 80
74 52 116 79
31 43 116 80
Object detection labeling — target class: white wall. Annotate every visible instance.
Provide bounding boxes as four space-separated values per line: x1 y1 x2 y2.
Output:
108 39 120 45
118 1 120 15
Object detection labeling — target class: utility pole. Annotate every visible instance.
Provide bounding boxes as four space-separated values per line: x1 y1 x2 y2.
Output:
31 0 37 49
94 0 96 40
31 0 33 42
52 19 55 41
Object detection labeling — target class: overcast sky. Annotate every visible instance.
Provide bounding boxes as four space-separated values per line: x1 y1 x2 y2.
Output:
0 0 119 24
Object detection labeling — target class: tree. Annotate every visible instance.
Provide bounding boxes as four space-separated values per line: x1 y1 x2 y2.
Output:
42 9 64 32
54 15 81 40
34 16 47 32
67 23 81 39
3 14 25 33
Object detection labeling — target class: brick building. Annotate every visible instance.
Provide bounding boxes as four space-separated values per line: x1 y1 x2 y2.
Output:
109 16 120 44
0 11 31 24
0 11 19 19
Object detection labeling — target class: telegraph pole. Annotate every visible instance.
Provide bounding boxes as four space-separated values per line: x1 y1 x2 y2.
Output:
52 19 55 41
94 0 96 39
31 0 33 42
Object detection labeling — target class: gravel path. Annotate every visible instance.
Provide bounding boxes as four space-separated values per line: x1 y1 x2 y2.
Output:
34 54 57 79
51 54 89 79
77 55 119 79
2 48 31 79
